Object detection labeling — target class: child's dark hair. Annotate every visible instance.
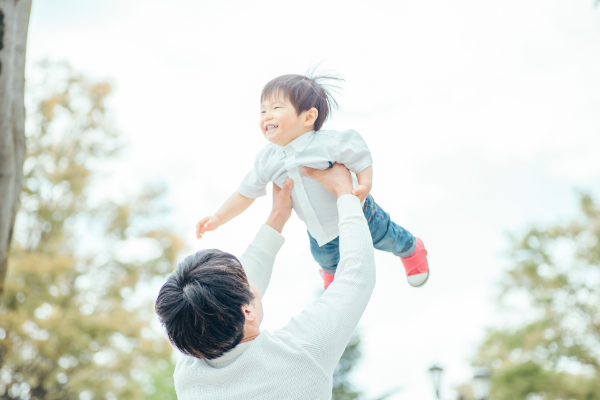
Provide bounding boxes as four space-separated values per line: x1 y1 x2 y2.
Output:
261 72 343 131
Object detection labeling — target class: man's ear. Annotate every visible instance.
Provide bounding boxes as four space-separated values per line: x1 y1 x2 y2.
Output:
303 107 318 127
241 304 257 322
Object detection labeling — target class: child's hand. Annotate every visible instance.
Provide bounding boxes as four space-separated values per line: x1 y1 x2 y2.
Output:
196 215 221 239
352 184 371 203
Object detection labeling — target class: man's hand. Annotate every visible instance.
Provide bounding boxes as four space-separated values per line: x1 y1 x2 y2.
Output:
301 163 353 198
266 179 294 234
196 215 221 239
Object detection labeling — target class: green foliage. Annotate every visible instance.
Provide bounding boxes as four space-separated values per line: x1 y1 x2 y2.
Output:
455 383 475 400
146 360 177 400
473 193 600 400
333 333 363 400
332 331 398 400
0 61 179 399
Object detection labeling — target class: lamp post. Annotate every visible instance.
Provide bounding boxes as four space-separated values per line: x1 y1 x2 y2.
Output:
428 365 490 400
428 365 443 399
472 367 491 400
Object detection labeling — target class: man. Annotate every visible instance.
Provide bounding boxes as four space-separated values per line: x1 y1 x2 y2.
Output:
155 164 376 399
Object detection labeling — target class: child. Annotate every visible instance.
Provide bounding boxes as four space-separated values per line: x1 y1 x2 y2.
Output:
196 73 429 289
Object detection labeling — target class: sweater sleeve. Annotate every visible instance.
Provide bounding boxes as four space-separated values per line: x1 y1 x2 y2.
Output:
278 195 376 374
239 224 286 298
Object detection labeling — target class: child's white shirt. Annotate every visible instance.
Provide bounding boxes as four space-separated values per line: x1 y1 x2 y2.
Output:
237 129 372 246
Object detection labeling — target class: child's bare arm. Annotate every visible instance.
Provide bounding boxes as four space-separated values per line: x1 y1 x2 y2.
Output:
352 165 373 203
196 192 255 239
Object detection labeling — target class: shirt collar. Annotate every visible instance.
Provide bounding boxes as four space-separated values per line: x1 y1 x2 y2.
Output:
209 340 253 363
275 130 316 158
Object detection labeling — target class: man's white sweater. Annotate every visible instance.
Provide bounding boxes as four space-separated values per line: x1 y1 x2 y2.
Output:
173 195 376 399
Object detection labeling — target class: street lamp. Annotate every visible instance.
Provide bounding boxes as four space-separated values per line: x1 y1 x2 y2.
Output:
472 367 491 400
427 365 490 400
428 364 443 399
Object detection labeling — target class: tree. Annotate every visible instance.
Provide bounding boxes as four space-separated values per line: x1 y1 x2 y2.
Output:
0 61 180 399
332 330 400 400
0 0 32 298
472 193 600 400
333 332 363 400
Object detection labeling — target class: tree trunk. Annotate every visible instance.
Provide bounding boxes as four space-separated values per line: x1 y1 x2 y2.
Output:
0 0 31 299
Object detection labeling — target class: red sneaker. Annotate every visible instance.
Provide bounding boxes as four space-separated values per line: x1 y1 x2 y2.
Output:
400 238 429 287
320 269 335 290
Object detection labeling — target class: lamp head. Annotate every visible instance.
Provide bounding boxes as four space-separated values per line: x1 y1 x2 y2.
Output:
428 364 444 398
472 367 491 400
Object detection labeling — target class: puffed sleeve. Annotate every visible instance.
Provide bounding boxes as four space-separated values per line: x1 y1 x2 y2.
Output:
334 129 373 174
237 147 270 198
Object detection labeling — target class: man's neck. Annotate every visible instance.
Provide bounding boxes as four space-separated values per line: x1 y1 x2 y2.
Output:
240 333 260 343
241 325 260 343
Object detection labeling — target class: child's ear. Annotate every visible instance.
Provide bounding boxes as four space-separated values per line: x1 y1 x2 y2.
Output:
304 107 318 126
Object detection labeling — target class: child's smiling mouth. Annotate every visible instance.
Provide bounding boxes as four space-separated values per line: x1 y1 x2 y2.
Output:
264 123 279 132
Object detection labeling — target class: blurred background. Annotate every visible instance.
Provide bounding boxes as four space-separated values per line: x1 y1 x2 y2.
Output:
1 0 600 399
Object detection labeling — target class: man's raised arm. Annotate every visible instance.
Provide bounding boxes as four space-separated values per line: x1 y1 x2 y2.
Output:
239 179 293 297
280 164 376 374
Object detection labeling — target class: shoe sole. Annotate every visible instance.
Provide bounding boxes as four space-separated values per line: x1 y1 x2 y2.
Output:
407 239 429 288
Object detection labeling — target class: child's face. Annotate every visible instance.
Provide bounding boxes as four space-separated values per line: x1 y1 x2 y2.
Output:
260 94 315 146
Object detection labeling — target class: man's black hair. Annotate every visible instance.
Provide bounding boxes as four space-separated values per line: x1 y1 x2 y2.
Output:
155 249 254 359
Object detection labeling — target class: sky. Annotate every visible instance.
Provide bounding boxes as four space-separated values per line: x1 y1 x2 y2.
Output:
27 0 600 398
